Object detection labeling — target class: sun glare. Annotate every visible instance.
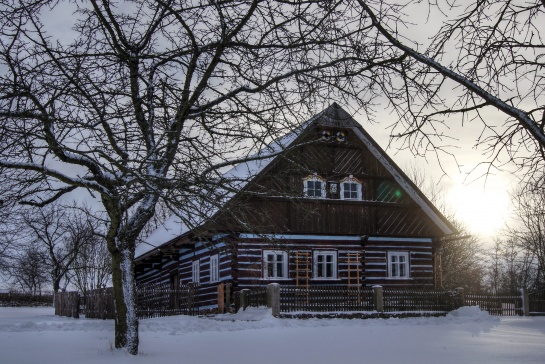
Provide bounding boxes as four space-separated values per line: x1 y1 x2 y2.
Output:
446 179 510 238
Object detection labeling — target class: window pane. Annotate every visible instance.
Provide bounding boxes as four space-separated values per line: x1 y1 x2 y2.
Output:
343 182 359 199
389 253 408 278
276 262 283 277
306 180 323 197
267 262 274 278
326 261 333 277
315 252 336 279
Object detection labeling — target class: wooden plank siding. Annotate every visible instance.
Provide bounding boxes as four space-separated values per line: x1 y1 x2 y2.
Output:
364 237 435 288
233 235 435 290
135 240 236 310
217 197 443 237
235 237 365 290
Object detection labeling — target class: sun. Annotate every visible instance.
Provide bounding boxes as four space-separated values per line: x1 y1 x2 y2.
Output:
446 179 510 238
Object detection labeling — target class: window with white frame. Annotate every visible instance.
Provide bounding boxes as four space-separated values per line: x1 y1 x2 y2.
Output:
313 250 337 279
388 252 409 278
303 174 326 198
210 255 219 283
192 260 200 285
263 250 288 279
340 175 362 200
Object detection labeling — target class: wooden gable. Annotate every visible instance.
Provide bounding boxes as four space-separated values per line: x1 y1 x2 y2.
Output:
211 103 456 239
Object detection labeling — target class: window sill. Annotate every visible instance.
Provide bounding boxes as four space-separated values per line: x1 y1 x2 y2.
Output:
261 278 291 281
311 278 341 281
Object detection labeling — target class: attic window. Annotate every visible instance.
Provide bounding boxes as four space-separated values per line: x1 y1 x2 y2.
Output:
303 174 326 198
340 175 362 200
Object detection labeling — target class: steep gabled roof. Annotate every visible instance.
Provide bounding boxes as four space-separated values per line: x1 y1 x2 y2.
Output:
136 103 456 259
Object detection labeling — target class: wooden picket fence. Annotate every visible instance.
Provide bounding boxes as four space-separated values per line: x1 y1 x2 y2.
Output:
280 285 374 312
54 284 545 319
241 285 545 316
383 288 457 312
0 290 53 307
136 283 196 319
464 292 523 316
243 286 268 308
84 287 115 319
529 289 545 315
55 291 80 318
55 283 197 319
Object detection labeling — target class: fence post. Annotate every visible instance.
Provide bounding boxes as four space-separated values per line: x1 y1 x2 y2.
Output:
225 282 232 310
54 292 60 316
72 292 80 319
267 283 280 316
217 283 225 314
520 288 529 316
373 285 383 313
188 283 196 315
240 289 250 311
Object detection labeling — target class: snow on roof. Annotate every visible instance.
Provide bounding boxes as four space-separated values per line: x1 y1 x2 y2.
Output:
135 214 191 258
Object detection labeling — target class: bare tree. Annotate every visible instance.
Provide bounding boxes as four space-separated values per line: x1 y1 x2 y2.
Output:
440 232 485 291
0 0 407 353
0 203 18 273
506 184 545 288
484 238 540 293
10 242 50 294
70 221 111 296
21 204 85 293
355 0 545 179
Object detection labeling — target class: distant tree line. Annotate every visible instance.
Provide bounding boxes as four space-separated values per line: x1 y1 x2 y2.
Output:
0 203 111 295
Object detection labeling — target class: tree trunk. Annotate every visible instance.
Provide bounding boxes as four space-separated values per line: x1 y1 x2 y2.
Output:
111 246 139 354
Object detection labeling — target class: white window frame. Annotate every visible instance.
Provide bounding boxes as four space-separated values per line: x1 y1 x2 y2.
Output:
313 250 338 280
263 250 289 279
209 255 219 283
303 174 326 199
192 260 200 285
388 252 410 279
340 175 362 200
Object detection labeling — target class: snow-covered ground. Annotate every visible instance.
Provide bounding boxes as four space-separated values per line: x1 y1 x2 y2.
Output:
1 306 544 364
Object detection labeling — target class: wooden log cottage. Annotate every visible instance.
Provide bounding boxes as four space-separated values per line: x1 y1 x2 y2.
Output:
135 103 458 310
